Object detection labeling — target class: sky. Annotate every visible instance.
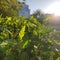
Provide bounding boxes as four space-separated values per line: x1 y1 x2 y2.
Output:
20 0 60 14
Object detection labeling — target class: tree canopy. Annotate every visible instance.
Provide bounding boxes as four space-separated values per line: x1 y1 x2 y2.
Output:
0 0 20 17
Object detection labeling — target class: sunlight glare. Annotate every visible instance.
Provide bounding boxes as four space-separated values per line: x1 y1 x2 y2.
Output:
44 2 60 16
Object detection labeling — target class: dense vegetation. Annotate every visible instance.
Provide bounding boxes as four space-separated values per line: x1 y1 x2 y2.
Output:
0 0 60 60
0 0 20 17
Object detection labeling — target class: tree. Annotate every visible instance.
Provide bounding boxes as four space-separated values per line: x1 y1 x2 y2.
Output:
0 0 20 17
32 9 46 24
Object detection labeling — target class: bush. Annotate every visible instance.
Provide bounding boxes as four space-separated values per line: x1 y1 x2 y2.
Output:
0 16 59 60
